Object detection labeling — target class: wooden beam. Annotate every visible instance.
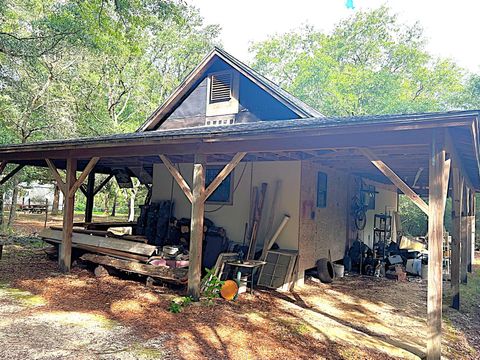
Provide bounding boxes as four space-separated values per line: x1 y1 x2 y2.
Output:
59 158 76 272
159 154 193 203
451 167 463 310
204 152 246 200
85 171 95 223
45 159 66 195
188 154 206 300
0 164 25 186
69 157 100 198
445 129 474 190
93 174 114 196
426 132 447 360
0 160 7 176
359 148 429 215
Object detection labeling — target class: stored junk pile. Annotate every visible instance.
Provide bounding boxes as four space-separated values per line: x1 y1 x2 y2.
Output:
40 200 230 285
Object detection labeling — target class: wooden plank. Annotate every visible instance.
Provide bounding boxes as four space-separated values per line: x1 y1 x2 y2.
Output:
80 253 188 283
59 158 76 272
45 159 66 195
188 154 206 300
159 154 193 203
0 164 25 186
359 148 429 215
204 152 246 199
69 157 100 197
39 228 156 256
43 238 148 262
451 167 462 310
426 132 447 360
49 226 148 243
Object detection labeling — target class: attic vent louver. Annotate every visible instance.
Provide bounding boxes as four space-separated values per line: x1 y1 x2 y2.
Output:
210 72 232 103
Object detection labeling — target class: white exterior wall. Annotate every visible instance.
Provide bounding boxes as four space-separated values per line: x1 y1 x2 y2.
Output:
360 180 398 249
151 161 302 250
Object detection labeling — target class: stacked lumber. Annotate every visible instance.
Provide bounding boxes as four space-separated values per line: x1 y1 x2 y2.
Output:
50 226 148 243
80 253 188 283
39 228 156 262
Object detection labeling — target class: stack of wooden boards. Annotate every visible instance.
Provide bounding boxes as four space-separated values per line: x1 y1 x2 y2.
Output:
39 226 188 283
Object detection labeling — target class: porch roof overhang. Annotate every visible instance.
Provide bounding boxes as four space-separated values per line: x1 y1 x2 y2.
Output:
1 110 479 192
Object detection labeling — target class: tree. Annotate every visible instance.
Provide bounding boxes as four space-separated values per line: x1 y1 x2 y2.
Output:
250 6 468 117
0 0 220 226
250 6 476 235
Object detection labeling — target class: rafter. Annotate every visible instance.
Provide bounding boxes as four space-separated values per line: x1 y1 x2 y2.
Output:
45 159 66 195
359 148 429 215
204 152 246 200
0 164 25 186
159 154 193 202
69 157 100 198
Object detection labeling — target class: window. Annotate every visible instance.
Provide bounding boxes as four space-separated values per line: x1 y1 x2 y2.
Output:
317 172 328 208
209 72 233 103
205 166 234 204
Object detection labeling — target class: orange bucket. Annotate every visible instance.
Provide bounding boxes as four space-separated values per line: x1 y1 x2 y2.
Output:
220 280 239 300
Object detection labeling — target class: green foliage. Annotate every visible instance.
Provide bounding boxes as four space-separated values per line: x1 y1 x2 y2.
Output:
250 6 474 117
201 267 224 301
168 296 193 313
0 0 220 225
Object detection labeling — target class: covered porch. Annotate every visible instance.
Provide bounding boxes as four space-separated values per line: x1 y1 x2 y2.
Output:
0 110 479 359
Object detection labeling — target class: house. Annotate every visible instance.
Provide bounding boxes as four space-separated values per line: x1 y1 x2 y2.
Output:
144 48 399 285
0 48 478 359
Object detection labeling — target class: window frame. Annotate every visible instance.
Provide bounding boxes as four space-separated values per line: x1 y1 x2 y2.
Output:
205 165 234 205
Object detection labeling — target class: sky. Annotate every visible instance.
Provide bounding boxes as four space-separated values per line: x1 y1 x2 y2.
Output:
187 0 480 72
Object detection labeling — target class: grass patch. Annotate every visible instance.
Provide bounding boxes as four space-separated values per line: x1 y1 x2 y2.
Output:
0 283 46 307
130 344 165 359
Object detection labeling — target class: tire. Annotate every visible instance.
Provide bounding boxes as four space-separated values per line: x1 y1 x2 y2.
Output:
316 258 334 283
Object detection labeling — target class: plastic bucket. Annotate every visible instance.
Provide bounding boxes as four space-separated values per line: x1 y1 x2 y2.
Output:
421 264 428 280
333 263 345 278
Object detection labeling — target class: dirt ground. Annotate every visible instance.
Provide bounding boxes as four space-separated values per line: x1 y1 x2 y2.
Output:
0 214 478 360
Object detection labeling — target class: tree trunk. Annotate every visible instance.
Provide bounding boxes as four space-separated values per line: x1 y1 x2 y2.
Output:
51 184 60 215
104 192 110 214
0 187 4 228
128 189 136 222
7 175 19 227
111 192 117 217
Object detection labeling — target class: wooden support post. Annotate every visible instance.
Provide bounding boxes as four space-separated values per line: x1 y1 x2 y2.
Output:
188 154 206 300
0 160 7 176
59 158 77 273
85 171 95 223
451 167 463 310
159 155 193 203
460 186 468 284
359 148 429 214
0 164 25 186
469 195 476 273
427 132 448 360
